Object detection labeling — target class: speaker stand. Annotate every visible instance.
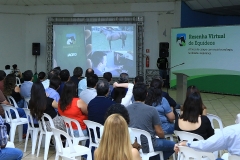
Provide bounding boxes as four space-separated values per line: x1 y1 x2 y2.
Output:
34 55 37 74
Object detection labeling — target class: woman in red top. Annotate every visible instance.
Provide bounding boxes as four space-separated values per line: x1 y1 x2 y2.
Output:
58 81 88 136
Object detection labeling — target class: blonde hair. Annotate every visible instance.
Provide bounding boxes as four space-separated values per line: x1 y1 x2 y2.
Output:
95 114 133 160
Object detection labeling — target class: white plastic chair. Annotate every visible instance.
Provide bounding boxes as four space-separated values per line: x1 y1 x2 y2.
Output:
229 155 240 160
6 96 18 108
165 134 176 160
177 146 215 160
62 116 89 145
6 141 15 148
24 97 30 108
174 130 204 142
23 108 40 155
83 120 102 149
36 113 55 160
131 128 164 160
235 113 240 124
2 104 28 142
51 127 92 160
16 77 21 87
206 113 224 130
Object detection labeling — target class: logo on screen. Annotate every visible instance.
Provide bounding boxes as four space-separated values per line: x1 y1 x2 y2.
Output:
176 34 186 46
66 33 76 45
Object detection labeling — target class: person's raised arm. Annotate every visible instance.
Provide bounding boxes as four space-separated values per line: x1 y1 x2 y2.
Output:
113 82 129 88
77 99 88 115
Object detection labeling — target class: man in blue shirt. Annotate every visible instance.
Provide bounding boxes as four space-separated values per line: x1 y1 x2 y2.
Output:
20 70 33 100
88 79 115 125
0 116 23 160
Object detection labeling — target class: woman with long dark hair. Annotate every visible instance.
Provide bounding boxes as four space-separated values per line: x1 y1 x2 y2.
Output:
145 78 175 134
181 85 207 115
58 81 88 136
175 92 214 139
3 74 24 108
28 82 65 132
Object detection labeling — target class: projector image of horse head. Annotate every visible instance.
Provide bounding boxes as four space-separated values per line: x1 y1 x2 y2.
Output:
99 27 127 50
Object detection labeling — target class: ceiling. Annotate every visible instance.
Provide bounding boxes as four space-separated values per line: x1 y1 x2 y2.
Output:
0 0 240 16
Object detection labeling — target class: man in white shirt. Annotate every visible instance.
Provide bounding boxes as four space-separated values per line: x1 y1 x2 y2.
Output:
80 74 98 105
3 65 11 75
78 68 94 97
174 123 240 159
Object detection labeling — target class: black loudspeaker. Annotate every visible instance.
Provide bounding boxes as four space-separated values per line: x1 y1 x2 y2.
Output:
32 43 40 55
159 42 169 57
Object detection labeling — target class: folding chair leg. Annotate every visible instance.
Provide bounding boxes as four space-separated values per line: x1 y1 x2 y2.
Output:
24 130 31 152
18 125 23 142
37 133 43 157
44 134 51 160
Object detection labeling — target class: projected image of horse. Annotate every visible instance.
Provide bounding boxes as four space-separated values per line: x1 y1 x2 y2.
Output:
100 27 127 50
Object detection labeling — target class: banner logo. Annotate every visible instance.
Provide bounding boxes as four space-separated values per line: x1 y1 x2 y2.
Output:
176 33 186 46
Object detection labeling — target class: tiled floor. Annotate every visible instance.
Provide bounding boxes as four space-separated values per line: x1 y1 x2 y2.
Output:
13 89 240 159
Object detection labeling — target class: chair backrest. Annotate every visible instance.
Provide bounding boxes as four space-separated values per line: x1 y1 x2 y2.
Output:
16 77 21 87
83 120 102 145
2 104 21 122
178 146 215 160
41 113 55 132
23 108 37 129
235 114 240 124
174 130 204 141
62 116 85 137
229 155 240 160
131 128 155 153
6 96 18 108
207 113 224 130
51 127 77 155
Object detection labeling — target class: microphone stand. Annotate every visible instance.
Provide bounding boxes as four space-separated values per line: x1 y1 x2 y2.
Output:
166 63 184 93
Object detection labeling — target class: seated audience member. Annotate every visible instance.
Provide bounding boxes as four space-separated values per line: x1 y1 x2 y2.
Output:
3 74 24 108
112 73 133 107
175 92 214 140
0 116 23 160
78 68 94 96
42 69 60 89
80 74 98 105
0 86 27 137
174 123 240 159
37 71 46 82
153 76 179 109
0 70 6 92
181 85 207 115
88 79 115 125
134 75 144 84
11 64 22 78
145 78 175 134
58 81 88 136
3 65 11 75
58 69 70 95
20 70 33 100
53 66 61 73
127 82 175 160
29 82 66 132
70 67 83 87
103 72 113 99
95 114 141 160
45 76 61 102
100 103 135 144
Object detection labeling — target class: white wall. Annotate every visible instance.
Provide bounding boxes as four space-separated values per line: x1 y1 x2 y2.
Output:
0 1 181 76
